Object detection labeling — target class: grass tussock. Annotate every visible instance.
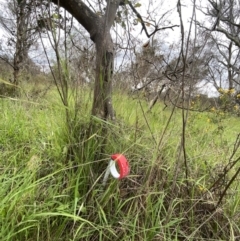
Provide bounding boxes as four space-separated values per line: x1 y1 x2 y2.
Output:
0 87 240 241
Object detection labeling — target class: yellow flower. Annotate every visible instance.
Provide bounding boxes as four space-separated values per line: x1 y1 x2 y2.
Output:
229 88 235 94
218 88 223 93
210 107 215 112
237 94 240 99
198 185 207 192
207 118 211 122
234 105 239 110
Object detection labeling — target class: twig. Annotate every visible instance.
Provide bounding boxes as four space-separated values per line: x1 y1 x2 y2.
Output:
215 166 240 209
128 1 179 38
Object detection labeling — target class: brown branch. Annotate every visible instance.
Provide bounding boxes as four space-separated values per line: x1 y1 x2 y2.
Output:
0 55 15 70
104 0 122 31
132 76 163 91
215 166 240 209
128 1 179 38
208 134 240 210
214 27 240 48
51 0 101 40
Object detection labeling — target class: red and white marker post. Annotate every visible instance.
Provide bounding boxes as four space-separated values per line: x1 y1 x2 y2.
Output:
103 154 130 186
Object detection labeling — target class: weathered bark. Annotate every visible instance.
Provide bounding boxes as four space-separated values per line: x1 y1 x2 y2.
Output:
92 31 115 119
227 42 234 90
51 0 121 120
13 0 31 87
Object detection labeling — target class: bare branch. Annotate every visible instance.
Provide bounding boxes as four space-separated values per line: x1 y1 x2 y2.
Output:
51 0 101 40
128 1 179 38
0 55 14 69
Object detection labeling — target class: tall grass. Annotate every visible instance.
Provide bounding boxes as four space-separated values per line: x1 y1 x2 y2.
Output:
0 87 239 240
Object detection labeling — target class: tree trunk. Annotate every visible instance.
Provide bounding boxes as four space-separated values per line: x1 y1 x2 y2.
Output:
51 0 121 120
50 0 120 168
88 30 116 165
92 32 115 120
13 0 29 88
13 2 23 87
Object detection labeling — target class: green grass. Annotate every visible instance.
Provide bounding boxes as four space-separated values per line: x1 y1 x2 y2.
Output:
0 87 239 240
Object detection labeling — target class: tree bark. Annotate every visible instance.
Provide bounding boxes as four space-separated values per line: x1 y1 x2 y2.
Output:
51 0 121 120
13 0 26 86
13 0 32 88
92 30 115 119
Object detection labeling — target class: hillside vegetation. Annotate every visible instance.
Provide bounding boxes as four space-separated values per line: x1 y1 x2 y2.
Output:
0 86 240 241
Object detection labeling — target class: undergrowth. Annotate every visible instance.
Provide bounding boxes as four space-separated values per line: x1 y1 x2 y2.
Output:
0 88 239 241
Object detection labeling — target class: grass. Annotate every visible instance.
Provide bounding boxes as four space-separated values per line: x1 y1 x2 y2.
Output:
0 86 240 240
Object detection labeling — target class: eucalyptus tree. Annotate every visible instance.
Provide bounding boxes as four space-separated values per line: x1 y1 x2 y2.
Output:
206 0 240 48
205 33 240 91
198 0 240 91
50 0 178 120
49 0 120 120
0 0 39 87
